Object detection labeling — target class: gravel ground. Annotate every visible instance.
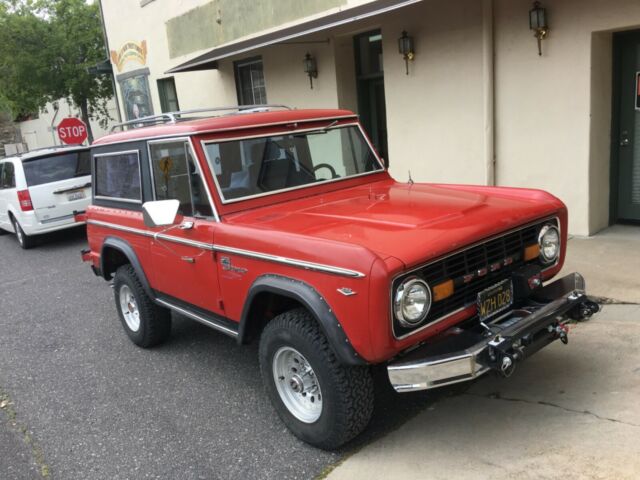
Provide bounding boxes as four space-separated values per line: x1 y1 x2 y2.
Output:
0 227 436 479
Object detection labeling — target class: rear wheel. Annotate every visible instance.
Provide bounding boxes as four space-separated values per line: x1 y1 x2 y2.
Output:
11 217 35 249
259 308 374 450
113 265 171 347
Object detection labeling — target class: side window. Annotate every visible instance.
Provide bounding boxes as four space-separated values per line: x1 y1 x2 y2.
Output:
0 162 16 189
149 141 213 218
94 151 142 202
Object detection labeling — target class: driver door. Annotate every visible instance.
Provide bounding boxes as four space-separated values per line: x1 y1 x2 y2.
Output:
146 138 224 317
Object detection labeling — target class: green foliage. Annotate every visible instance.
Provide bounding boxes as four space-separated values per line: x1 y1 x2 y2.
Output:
0 0 113 139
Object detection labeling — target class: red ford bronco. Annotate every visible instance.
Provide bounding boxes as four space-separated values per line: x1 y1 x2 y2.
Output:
80 106 599 449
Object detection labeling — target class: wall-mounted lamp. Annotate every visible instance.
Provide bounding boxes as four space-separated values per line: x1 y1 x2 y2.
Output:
398 31 415 75
529 1 548 56
303 53 318 89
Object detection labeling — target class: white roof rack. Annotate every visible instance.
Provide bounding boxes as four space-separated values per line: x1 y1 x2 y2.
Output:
110 104 292 133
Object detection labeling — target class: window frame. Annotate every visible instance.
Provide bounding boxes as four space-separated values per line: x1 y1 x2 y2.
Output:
234 56 267 106
201 123 385 205
0 161 16 190
146 137 219 221
93 149 143 205
157 77 180 113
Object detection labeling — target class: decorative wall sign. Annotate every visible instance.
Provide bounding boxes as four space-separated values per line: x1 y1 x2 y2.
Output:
110 41 148 73
117 68 154 122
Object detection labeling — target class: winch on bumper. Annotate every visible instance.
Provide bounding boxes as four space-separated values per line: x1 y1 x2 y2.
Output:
387 273 599 393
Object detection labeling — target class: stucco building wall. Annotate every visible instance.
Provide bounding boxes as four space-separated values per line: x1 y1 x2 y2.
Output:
100 0 640 236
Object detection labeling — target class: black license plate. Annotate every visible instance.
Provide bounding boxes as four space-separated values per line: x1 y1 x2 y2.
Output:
477 279 514 321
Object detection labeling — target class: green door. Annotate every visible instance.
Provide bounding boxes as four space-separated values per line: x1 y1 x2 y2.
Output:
615 31 640 221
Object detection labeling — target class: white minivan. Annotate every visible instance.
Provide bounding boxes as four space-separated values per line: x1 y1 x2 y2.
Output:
0 146 91 249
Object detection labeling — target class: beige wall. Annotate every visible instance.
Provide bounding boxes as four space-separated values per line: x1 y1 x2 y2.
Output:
381 0 486 184
494 0 640 236
101 0 640 236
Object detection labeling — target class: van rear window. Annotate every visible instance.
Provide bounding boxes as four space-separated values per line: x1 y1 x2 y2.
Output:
23 151 90 187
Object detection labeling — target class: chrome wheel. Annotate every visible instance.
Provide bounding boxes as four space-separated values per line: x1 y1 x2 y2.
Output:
13 220 23 246
272 346 323 423
118 285 140 332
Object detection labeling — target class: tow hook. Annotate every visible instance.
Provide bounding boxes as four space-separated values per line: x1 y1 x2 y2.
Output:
570 298 600 321
499 355 516 377
488 338 519 378
549 324 569 344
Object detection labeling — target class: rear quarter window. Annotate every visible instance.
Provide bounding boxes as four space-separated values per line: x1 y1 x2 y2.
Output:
22 151 90 187
94 151 142 202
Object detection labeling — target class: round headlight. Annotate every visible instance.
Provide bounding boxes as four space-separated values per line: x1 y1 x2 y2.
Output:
394 278 432 327
538 224 560 264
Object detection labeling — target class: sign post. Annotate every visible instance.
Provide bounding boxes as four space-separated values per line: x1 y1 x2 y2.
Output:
57 117 88 145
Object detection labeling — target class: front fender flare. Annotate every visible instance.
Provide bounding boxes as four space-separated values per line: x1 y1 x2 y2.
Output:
239 274 366 366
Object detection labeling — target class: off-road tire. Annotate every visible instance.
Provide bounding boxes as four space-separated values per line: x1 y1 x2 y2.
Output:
259 308 374 450
113 264 171 347
11 217 35 249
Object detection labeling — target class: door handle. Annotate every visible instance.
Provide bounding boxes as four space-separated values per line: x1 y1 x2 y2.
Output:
179 221 194 230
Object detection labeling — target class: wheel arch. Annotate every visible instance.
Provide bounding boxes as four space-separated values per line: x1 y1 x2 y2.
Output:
239 274 366 366
101 237 154 300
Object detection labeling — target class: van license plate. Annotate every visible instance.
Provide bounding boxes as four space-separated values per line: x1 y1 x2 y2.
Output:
477 279 513 321
67 191 85 201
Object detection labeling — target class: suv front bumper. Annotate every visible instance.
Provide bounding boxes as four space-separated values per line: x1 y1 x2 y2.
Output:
387 273 599 393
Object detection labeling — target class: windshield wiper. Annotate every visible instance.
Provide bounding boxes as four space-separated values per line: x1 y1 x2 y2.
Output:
294 120 339 136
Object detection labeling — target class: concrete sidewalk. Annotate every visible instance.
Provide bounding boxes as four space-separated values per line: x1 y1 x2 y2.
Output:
560 225 640 303
327 305 640 480
327 225 640 480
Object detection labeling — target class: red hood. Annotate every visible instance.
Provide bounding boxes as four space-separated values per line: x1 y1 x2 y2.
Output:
225 179 566 268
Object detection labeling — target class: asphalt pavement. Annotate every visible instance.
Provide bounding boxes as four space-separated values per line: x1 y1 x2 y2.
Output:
0 228 437 479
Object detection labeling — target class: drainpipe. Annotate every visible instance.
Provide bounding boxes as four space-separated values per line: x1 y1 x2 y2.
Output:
482 0 495 186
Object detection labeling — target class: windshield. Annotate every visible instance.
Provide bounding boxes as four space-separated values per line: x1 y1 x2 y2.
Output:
23 151 91 187
204 125 382 202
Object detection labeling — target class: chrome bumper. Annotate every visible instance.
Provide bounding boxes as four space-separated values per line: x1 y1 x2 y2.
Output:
387 273 599 393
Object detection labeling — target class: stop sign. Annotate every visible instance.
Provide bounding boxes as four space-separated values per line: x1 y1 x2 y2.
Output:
57 117 88 145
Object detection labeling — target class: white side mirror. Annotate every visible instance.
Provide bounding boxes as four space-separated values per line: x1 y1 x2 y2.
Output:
142 199 180 228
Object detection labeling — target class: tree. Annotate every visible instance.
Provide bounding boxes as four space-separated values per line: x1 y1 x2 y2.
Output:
0 0 113 142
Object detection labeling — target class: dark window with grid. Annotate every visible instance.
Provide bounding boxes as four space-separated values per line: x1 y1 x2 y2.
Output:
157 77 180 113
0 162 15 189
234 57 267 106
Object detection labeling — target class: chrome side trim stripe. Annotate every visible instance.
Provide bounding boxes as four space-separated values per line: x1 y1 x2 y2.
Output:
88 219 152 237
155 299 238 337
87 219 366 278
154 232 215 251
212 244 366 278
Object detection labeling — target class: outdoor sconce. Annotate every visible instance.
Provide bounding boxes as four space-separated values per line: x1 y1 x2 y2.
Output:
303 53 318 89
529 1 548 56
398 31 415 75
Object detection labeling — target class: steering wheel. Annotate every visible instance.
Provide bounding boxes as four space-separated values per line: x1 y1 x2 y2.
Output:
313 163 338 179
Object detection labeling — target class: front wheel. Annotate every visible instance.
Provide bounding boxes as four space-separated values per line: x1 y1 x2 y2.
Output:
259 308 374 450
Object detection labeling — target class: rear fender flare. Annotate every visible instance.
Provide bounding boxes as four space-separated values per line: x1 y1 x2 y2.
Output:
101 237 154 300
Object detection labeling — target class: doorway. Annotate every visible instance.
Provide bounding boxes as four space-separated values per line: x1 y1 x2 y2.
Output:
354 30 388 161
612 30 640 222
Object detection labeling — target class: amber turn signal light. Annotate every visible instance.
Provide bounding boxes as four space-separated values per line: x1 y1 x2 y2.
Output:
432 279 454 302
524 244 540 261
